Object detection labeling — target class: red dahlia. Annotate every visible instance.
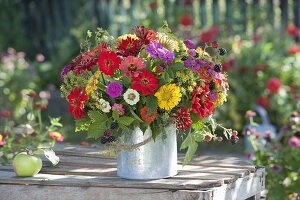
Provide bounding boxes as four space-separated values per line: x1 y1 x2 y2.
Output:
117 37 141 57
98 51 121 76
174 108 192 131
191 85 214 119
131 70 158 95
133 26 158 45
71 43 108 75
67 87 88 119
267 77 282 94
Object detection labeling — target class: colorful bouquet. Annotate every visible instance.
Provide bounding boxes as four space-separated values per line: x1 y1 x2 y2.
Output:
60 24 235 163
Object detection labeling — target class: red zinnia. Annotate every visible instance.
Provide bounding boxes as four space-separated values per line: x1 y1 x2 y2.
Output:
199 67 213 83
71 43 108 75
191 85 214 119
199 26 219 43
267 77 282 94
174 108 192 131
134 26 158 45
180 15 193 26
131 70 158 95
117 37 141 57
98 51 121 76
288 45 300 55
67 87 88 119
286 24 300 38
0 111 12 118
256 96 270 108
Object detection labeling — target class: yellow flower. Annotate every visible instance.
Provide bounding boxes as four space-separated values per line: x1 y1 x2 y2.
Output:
196 47 211 60
215 92 227 106
85 71 101 95
155 84 182 110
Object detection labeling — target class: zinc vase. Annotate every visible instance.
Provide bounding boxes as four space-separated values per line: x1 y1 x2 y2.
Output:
117 124 177 180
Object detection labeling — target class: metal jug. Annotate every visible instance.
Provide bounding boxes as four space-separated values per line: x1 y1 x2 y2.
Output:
244 105 277 153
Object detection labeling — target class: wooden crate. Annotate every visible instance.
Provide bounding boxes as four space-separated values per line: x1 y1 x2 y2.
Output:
0 144 265 200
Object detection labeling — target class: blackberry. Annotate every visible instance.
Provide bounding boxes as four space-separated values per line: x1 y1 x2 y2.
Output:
181 56 188 61
230 135 239 145
209 81 215 90
194 52 199 58
100 136 107 144
110 121 119 129
104 129 113 138
213 64 222 72
218 48 227 56
107 136 116 143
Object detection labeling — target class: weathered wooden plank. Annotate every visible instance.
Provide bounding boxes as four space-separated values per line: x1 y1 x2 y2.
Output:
0 185 213 200
211 168 265 200
0 171 223 190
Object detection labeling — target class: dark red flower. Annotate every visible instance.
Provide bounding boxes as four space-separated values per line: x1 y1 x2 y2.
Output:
184 0 193 6
222 58 234 71
256 96 270 108
180 15 193 26
199 67 214 83
134 26 158 45
191 85 214 119
252 34 261 43
117 37 141 57
199 26 219 43
254 64 267 73
34 102 47 110
140 106 157 122
174 108 192 131
98 51 121 76
0 111 12 118
27 91 39 98
67 87 88 119
288 45 300 55
70 43 108 75
149 1 157 9
267 77 282 94
131 70 158 95
286 24 300 38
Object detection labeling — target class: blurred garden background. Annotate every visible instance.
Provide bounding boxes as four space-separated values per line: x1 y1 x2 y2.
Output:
0 0 300 198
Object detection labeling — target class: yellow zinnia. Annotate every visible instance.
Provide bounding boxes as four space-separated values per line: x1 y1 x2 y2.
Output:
155 84 182 110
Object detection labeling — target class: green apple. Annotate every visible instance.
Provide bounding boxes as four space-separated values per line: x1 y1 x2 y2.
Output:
13 152 42 177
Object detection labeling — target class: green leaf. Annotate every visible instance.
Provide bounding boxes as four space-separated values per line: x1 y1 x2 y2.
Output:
75 118 91 132
88 111 107 123
180 133 193 150
130 109 143 122
112 110 119 120
183 141 198 165
209 117 217 132
50 117 63 127
87 121 107 139
192 121 205 131
146 96 158 113
117 116 135 126
171 62 184 71
193 131 205 142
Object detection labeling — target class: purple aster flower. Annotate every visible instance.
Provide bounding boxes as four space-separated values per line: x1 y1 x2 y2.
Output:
184 59 200 71
187 49 197 57
60 65 72 82
184 39 196 49
288 136 300 148
197 59 211 67
107 82 123 98
209 91 218 101
145 42 175 62
112 103 125 116
271 165 282 173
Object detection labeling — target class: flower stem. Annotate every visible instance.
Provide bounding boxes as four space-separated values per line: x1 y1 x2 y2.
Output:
37 110 42 133
101 73 106 85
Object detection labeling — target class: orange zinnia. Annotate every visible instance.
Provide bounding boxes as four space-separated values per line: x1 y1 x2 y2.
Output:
140 106 157 122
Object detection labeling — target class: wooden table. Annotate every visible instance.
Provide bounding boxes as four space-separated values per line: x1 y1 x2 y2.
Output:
0 144 265 200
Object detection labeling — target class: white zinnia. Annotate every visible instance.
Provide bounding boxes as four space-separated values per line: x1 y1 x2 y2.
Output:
99 98 111 113
123 89 140 105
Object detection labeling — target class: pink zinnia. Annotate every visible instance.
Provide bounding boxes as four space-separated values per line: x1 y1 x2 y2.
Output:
112 103 125 116
119 56 145 77
288 136 300 148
